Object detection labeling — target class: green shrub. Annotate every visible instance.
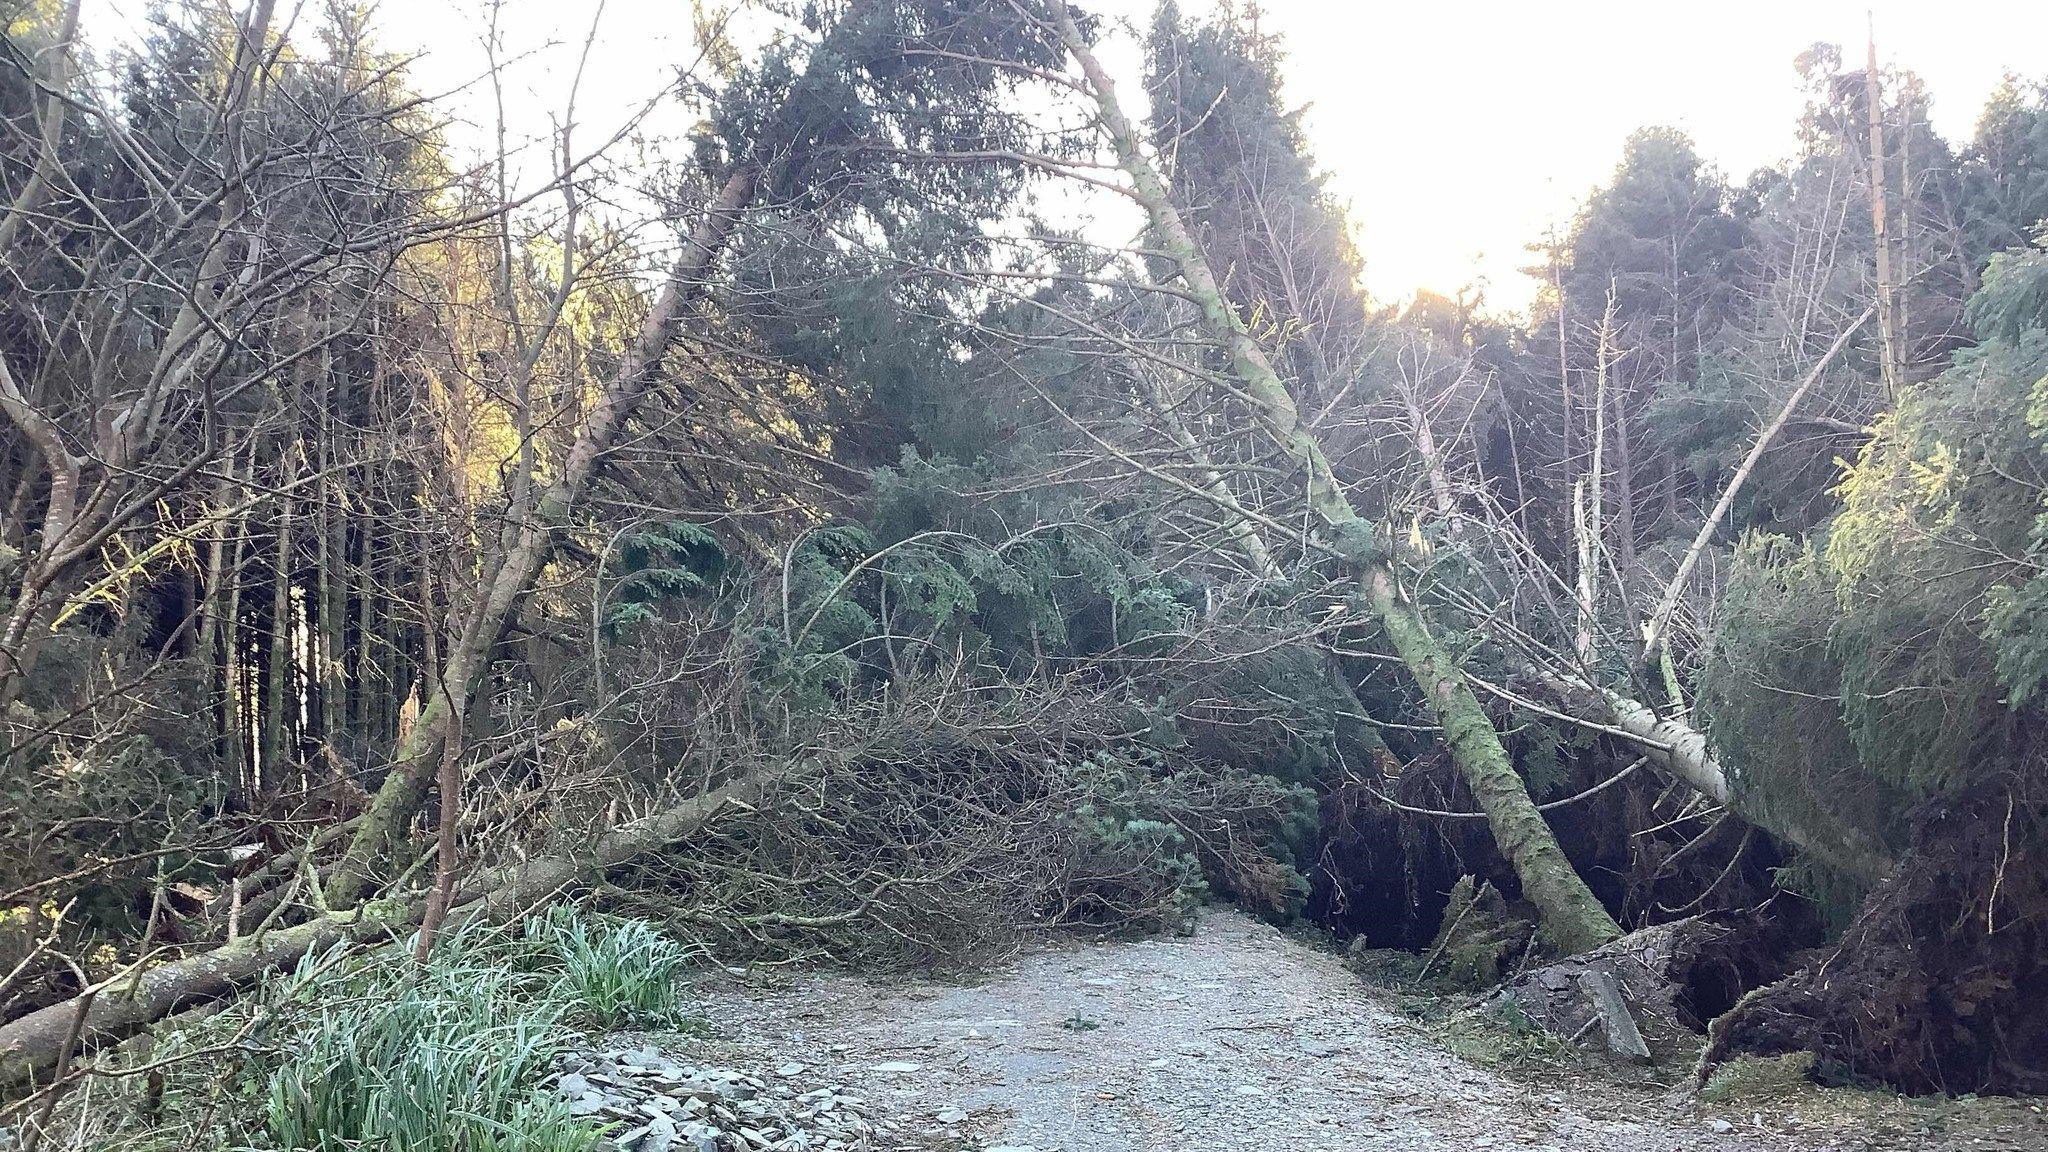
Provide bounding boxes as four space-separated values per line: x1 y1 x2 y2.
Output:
1054 751 1210 930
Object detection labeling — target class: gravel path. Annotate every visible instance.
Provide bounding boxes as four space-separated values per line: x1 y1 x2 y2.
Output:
658 909 2047 1152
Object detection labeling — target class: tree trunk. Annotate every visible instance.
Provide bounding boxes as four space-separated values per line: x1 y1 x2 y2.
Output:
0 770 770 1087
263 455 296 792
1549 672 1893 884
323 161 763 907
1047 0 1620 954
1865 26 1903 400
1609 378 1636 577
222 525 250 795
317 346 344 746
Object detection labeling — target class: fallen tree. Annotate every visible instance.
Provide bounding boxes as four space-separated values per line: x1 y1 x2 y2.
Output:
322 159 769 907
1699 779 2048 1095
326 0 1064 907
1541 672 1896 885
1 647 1313 1086
0 771 770 1087
1041 0 1621 955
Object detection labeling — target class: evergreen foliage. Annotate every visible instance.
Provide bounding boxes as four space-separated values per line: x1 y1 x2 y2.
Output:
1702 238 2048 910
1145 0 1374 402
8 0 2048 1109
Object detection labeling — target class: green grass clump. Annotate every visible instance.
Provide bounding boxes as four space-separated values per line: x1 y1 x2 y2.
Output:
259 909 698 1151
71 907 696 1152
259 944 598 1152
525 904 695 1027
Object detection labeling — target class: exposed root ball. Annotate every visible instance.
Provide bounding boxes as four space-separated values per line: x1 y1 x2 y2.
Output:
1709 781 2048 1094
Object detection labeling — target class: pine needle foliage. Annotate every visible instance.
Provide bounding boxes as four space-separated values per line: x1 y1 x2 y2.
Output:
1701 240 2048 909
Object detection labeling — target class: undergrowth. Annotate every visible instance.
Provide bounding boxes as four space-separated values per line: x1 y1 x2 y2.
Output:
36 908 697 1152
1344 945 1580 1073
1431 997 1573 1070
1699 1051 1819 1103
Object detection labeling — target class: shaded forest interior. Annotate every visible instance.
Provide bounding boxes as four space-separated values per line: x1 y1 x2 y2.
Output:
3 0 2048 1140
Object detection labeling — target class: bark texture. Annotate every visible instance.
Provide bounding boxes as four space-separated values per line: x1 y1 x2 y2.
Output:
0 771 768 1087
323 162 762 906
1047 0 1619 955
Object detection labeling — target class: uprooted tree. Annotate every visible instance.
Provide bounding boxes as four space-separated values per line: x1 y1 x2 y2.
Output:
1033 0 1620 955
4 0 2048 1117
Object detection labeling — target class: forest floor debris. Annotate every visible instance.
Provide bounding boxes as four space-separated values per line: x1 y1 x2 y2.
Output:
612 910 2048 1151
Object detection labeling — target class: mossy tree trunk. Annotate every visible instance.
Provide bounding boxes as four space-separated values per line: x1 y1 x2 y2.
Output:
1047 0 1620 954
323 160 764 907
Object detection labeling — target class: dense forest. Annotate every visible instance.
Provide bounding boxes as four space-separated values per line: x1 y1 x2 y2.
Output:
2 0 2047 1146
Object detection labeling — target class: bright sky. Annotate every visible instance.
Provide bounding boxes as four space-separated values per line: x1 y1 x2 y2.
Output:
1261 0 2048 313
80 0 2048 314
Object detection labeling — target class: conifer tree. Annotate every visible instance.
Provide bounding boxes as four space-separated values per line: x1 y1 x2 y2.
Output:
1047 0 1620 954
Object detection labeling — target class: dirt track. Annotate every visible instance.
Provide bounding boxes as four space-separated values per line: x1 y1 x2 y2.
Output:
659 909 2047 1151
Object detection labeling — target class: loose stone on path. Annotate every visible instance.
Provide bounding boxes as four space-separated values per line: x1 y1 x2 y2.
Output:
550 1047 882 1152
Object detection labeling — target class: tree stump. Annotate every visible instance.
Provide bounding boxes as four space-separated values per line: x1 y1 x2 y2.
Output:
1499 913 1785 1064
